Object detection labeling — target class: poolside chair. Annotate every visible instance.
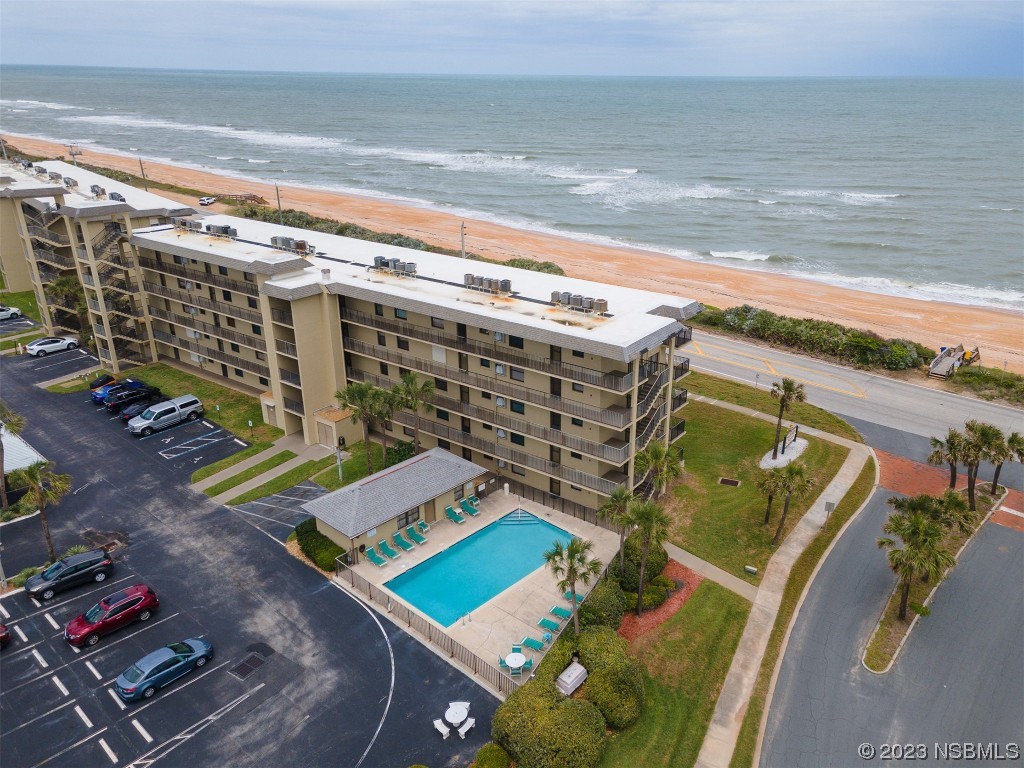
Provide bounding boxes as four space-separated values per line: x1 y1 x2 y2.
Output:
364 546 388 568
538 617 561 633
498 655 508 669
445 505 465 525
511 644 522 655
392 531 414 552
521 636 545 652
563 591 584 604
522 658 533 671
550 605 573 621
458 717 476 739
468 494 480 506
378 539 402 560
433 719 450 739
459 499 479 517
510 665 522 677
406 525 427 545
417 519 430 534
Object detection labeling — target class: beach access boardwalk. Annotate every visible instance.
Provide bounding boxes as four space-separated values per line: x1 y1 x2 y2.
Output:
688 395 873 768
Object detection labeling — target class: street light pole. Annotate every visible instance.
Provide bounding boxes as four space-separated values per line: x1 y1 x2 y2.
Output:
336 447 344 483
461 221 466 259
138 157 149 191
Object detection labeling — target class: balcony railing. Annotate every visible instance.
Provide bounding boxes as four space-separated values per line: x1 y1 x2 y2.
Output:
152 330 270 377
143 282 263 324
110 323 148 342
104 294 146 318
279 367 301 387
33 247 75 270
390 411 618 494
93 323 107 338
275 339 298 357
670 420 687 442
637 367 669 418
351 369 631 463
87 298 101 312
673 359 690 380
138 257 259 297
28 225 70 246
37 266 58 284
271 307 293 326
671 388 688 411
283 397 305 415
147 306 267 351
341 307 636 392
636 402 667 449
344 337 631 428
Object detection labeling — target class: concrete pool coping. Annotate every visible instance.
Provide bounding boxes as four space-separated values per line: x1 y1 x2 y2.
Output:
337 492 620 686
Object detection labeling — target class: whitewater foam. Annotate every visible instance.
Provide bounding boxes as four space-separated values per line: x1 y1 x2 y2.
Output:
710 250 773 262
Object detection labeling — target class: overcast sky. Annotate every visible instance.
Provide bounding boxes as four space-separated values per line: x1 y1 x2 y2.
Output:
2 1 1020 77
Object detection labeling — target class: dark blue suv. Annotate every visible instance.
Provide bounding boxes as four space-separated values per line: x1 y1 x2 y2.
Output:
91 378 147 404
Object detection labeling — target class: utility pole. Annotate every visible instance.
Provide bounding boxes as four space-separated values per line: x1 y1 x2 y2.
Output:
138 157 149 191
276 184 283 225
461 221 466 259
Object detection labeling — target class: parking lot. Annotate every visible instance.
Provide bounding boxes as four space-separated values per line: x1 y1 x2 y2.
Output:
0 314 39 336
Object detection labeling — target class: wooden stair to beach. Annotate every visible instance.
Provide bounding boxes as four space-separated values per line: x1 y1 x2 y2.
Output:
215 193 268 205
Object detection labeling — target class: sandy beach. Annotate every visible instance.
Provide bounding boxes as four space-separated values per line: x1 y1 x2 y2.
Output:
7 133 1022 373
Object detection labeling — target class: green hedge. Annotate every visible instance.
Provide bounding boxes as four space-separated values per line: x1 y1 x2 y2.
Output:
622 585 669 611
615 531 669 592
577 627 645 729
12 566 41 587
578 578 629 629
294 518 346 571
384 439 415 467
474 742 512 768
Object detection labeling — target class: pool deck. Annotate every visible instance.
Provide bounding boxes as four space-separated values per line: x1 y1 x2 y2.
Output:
342 492 620 679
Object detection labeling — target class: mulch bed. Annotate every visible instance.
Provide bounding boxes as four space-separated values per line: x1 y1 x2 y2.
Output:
617 559 704 643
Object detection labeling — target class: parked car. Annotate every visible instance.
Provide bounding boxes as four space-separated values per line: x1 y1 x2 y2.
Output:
0 305 23 321
25 336 78 357
128 394 204 437
91 377 147 404
119 395 168 423
64 584 159 647
198 196 216 206
0 623 9 648
89 373 116 390
104 385 161 414
25 549 114 601
114 638 214 702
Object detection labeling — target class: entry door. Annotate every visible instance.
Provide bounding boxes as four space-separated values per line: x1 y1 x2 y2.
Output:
550 377 561 397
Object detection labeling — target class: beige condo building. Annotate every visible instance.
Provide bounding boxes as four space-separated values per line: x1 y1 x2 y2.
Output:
1 159 699 513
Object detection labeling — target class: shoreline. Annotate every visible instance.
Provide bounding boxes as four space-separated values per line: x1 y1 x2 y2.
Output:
6 132 1023 373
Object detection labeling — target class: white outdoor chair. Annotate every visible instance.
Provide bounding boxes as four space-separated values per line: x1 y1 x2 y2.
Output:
458 717 476 739
433 719 450 739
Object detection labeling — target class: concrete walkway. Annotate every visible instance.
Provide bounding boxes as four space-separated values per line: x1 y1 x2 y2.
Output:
664 542 759 603
690 394 873 768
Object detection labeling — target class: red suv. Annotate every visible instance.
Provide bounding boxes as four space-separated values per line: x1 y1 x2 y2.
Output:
64 584 159 647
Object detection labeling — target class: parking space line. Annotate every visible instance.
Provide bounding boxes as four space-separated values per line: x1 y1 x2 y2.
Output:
30 597 41 608
86 660 103 680
31 648 49 669
0 601 9 619
108 687 127 711
51 675 69 696
98 737 117 763
14 625 28 642
233 438 246 446
201 421 214 428
75 705 93 728
72 644 81 654
44 612 60 630
14 575 137 622
232 508 297 526
132 718 153 743
28 727 107 768
1 700 75 737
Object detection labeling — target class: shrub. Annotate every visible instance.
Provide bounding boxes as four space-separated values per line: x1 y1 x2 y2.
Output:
578 578 628 629
294 518 346 571
384 440 415 467
616 530 668 592
61 544 90 557
474 742 512 768
576 627 644 729
622 585 668 611
651 573 677 592
12 566 41 587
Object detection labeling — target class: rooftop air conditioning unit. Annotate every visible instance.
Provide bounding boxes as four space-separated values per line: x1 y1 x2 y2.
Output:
187 220 203 231
494 364 505 376
295 240 307 252
64 177 78 188
494 332 505 342
495 397 505 408
496 429 506 439
48 172 62 182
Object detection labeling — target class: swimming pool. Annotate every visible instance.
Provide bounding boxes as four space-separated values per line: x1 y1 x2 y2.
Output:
384 510 573 626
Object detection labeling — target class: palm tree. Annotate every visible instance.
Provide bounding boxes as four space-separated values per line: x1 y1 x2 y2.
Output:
877 507 953 620
7 460 71 564
634 441 682 499
770 378 805 460
889 491 975 538
995 432 1024 495
963 420 1003 511
987 430 1019 495
771 462 817 546
755 466 786 526
0 402 27 511
335 382 380 474
544 537 602 634
927 427 965 490
396 372 435 454
624 499 670 616
377 387 402 466
598 486 634 570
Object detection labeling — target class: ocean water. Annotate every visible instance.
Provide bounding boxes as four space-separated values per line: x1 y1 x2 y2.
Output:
1 66 1021 311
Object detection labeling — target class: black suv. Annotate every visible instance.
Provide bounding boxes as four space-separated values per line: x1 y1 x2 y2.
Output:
104 386 161 414
25 549 114 601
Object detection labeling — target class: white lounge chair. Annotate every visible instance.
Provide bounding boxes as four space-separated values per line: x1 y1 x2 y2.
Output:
433 719 450 739
458 717 476 739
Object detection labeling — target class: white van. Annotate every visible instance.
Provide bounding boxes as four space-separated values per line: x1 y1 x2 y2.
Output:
128 394 204 436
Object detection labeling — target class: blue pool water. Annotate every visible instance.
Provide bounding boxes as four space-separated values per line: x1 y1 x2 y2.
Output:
385 510 572 627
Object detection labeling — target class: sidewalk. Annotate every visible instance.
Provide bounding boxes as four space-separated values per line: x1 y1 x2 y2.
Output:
664 542 758 603
689 394 873 768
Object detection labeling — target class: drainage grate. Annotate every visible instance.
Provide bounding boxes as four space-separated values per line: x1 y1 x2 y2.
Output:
719 478 741 487
229 653 266 681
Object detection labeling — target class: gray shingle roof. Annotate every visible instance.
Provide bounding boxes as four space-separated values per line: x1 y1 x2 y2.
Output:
301 447 485 539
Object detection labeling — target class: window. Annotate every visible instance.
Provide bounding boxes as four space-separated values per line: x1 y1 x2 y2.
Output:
222 290 232 302
436 409 449 421
218 266 229 276
438 439 451 450
380 363 389 376
480 358 490 368
434 377 448 391
226 317 236 328
247 297 258 309
374 303 384 317
252 325 262 335
394 308 408 320
481 392 491 400
234 368 243 377
403 426 415 437
463 448 472 461
550 479 561 497
377 332 386 346
483 424 492 430
570 485 582 492
255 351 267 361
243 271 256 283
397 338 409 351
259 377 269 386
479 328 490 335
177 278 189 290
571 417 584 427
173 255 186 265
399 367 410 377
572 383 584 393
509 335 524 349
510 367 525 382
572 349 585 358
230 343 240 353
570 451 582 460
550 412 561 430
397 507 420 527
511 465 526 476
510 400 525 414
431 317 444 329
510 433 525 446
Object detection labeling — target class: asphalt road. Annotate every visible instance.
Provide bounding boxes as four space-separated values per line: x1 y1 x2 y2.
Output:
0 350 497 767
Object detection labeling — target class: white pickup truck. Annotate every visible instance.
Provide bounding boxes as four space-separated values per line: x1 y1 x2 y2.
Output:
128 394 204 436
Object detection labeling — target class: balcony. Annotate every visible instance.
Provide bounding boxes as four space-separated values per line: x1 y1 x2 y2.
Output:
673 359 690 380
341 307 636 392
151 330 270 377
637 366 669 418
271 307 293 326
37 265 58 285
283 397 305 415
147 306 266 351
138 256 259 297
275 339 298 357
33 247 75 270
671 388 688 411
28 225 70 246
351 369 631 463
390 411 618 494
674 326 693 346
636 402 667 449
104 293 145 319
344 337 631 428
93 322 107 339
279 367 301 387
143 282 263 324
670 420 687 442
110 322 148 343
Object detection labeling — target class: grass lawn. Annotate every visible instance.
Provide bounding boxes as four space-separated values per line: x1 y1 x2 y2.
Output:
202 450 296 497
729 457 875 768
0 289 42 324
601 582 751 768
669 400 849 583
312 441 383 491
227 454 337 505
191 442 272 484
1 332 45 351
46 369 112 393
684 371 862 443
